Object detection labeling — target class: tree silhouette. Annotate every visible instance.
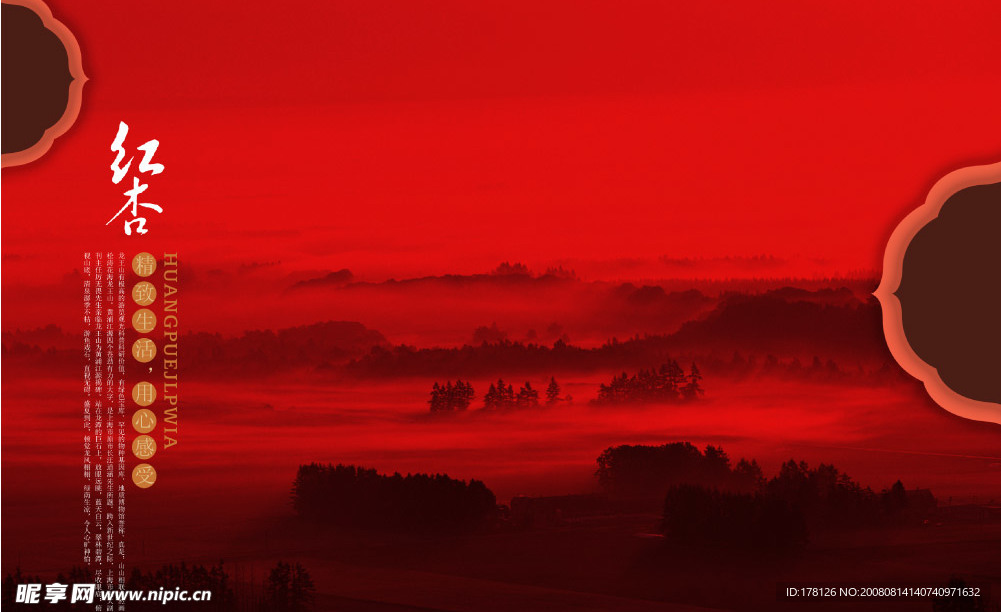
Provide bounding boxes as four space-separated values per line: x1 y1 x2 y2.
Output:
596 442 761 496
124 561 237 610
664 360 686 393
455 379 474 409
593 361 703 405
483 378 516 410
657 452 935 551
545 377 561 405
429 382 444 411
291 463 497 531
262 562 314 612
472 322 507 345
484 383 499 409
881 479 908 516
516 382 540 408
428 380 475 412
733 458 765 489
500 380 515 407
681 362 704 400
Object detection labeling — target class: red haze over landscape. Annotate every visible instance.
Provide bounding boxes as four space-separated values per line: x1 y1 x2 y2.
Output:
3 1 1001 610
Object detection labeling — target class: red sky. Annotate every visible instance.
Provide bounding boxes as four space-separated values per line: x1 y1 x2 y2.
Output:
5 2 1001 578
3 0 1001 286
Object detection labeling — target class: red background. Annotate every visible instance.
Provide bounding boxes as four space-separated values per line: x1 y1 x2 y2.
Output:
4 0 1001 301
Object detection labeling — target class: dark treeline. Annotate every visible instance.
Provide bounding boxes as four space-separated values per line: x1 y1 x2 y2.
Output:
291 463 497 531
429 365 704 412
352 339 905 386
596 442 762 496
716 350 911 385
428 380 475 411
484 379 535 409
2 321 388 376
259 562 314 612
761 460 935 529
428 377 571 412
347 290 890 379
182 322 387 373
5 290 901 384
658 454 937 551
593 361 703 404
293 262 871 294
125 562 237 610
594 442 936 550
2 561 315 611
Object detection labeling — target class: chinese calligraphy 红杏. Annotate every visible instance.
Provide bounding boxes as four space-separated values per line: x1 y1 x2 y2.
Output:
107 122 164 235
